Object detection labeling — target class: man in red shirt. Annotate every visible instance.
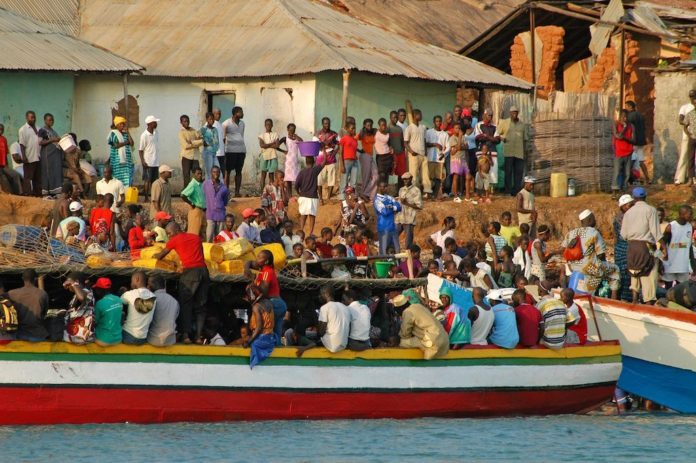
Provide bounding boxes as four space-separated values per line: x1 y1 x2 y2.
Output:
245 249 285 341
561 288 587 345
0 124 22 194
611 109 635 198
154 222 209 344
511 289 541 347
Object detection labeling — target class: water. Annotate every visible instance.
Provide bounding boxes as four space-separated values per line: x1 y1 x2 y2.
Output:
2 414 694 462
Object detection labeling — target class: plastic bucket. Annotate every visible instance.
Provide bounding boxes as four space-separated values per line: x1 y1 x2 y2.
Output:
298 141 321 157
374 261 392 278
567 271 589 295
58 135 77 154
550 173 568 198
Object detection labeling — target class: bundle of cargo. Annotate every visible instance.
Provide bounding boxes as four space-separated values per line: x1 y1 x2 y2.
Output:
133 243 181 272
131 258 179 272
216 240 287 275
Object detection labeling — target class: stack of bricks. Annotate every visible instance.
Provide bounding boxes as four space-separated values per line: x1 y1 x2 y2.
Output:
622 34 640 103
509 26 565 99
583 46 617 92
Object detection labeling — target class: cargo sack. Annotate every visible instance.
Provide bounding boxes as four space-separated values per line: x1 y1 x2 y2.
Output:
0 296 19 333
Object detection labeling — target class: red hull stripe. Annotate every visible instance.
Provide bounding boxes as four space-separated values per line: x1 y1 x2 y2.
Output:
0 385 615 424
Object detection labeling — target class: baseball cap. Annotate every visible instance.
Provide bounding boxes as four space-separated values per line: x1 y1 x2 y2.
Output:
242 208 259 219
92 277 112 290
145 115 160 124
578 209 592 220
158 164 173 174
154 211 172 221
618 194 634 207
487 289 506 302
401 172 413 179
632 187 647 199
523 176 536 184
69 201 83 212
509 105 519 112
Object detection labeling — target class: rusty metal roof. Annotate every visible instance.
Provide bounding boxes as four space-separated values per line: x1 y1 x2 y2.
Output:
76 0 530 89
0 7 143 72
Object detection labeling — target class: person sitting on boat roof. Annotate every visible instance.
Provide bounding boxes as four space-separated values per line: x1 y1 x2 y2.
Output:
120 271 157 346
536 280 568 350
561 288 587 345
0 279 19 342
511 289 541 348
147 275 179 347
397 244 423 279
468 287 495 345
91 277 123 347
392 293 449 360
486 289 519 349
245 286 276 369
296 285 350 357
342 288 371 351
152 211 172 244
245 249 286 343
62 271 95 345
440 286 471 350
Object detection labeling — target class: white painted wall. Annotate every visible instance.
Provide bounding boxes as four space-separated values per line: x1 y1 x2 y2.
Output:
73 74 316 192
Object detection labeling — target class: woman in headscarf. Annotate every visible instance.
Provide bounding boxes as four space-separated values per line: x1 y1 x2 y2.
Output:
108 116 134 186
38 113 64 197
614 194 634 301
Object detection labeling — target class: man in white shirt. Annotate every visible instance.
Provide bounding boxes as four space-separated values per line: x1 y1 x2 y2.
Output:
18 110 41 196
315 285 350 353
425 115 449 200
120 271 157 345
147 275 179 347
96 165 126 213
139 115 160 202
212 108 225 176
404 109 432 196
396 108 409 132
675 89 696 185
221 106 246 196
342 289 371 351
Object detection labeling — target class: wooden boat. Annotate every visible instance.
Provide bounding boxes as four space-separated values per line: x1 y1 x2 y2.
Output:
0 341 620 425
576 296 696 413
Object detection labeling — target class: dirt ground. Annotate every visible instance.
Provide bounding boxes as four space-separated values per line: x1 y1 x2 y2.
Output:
3 184 693 249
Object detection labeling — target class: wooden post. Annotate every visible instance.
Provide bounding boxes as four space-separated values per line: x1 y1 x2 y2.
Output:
341 69 351 131
619 28 626 111
529 6 537 111
406 249 414 280
123 72 130 123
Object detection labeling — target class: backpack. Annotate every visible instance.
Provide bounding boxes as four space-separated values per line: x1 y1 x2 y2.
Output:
0 296 19 333
563 235 584 262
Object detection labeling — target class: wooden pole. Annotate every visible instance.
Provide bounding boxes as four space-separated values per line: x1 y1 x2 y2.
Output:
406 249 414 280
122 73 129 123
341 69 351 130
530 6 537 111
619 29 626 111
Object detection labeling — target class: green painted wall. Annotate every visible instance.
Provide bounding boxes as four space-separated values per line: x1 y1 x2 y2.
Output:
314 71 456 130
0 72 74 146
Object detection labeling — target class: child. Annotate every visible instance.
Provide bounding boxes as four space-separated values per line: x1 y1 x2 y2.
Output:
316 227 334 258
292 242 305 259
427 216 456 250
344 231 356 258
448 124 469 203
425 259 441 277
352 228 370 257
229 324 250 346
258 118 279 186
281 220 302 257
433 245 444 271
500 211 521 247
261 171 288 223
303 235 320 260
475 144 493 203
278 123 303 195
561 288 587 345
442 260 462 284
496 245 516 288
515 275 537 305
513 234 532 280
329 244 351 280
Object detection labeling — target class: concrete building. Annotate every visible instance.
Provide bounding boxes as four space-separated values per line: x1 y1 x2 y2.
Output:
0 0 530 192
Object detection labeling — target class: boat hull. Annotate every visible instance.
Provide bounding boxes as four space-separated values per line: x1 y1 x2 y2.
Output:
577 296 696 412
0 341 621 424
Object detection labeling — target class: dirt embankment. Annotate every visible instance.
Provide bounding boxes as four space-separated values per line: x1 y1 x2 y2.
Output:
2 185 694 248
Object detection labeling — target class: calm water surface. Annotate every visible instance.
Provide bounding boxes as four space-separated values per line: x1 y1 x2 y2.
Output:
2 414 694 462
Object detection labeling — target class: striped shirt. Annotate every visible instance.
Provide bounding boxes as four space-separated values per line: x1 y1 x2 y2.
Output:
537 297 567 349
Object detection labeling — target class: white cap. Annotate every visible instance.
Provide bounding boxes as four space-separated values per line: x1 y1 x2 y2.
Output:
69 201 83 212
578 209 592 220
158 164 173 173
145 115 160 124
487 289 506 302
523 176 536 184
618 194 634 207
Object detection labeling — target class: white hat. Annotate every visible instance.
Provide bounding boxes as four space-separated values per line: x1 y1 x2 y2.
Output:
158 164 173 173
523 176 536 184
487 289 506 302
69 201 83 212
578 209 593 220
145 115 160 124
618 194 634 207
509 105 519 112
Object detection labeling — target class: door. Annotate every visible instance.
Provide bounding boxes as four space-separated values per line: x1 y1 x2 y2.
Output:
208 92 236 119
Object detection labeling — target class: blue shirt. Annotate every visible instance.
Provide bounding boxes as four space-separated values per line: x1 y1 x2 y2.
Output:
373 193 402 233
488 303 519 349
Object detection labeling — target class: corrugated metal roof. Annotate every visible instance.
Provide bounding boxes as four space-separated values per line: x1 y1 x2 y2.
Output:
0 0 79 35
77 0 530 89
0 7 143 72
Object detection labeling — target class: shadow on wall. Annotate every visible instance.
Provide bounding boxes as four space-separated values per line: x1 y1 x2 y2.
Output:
653 127 679 183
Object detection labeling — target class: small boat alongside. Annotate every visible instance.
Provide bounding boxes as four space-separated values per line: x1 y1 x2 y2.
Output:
576 296 696 413
0 341 620 425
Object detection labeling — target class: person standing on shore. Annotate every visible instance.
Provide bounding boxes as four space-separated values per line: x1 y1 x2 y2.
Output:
178 114 203 188
660 205 696 288
374 118 392 183
395 172 422 250
516 176 537 236
18 110 42 196
388 111 407 185
180 167 206 238
404 109 432 199
625 101 649 185
108 116 134 187
149 165 173 220
374 180 402 255
499 106 529 196
222 107 246 197
316 117 338 202
212 108 225 177
138 115 160 203
95 165 125 214
0 124 21 195
38 113 63 198
154 222 209 344
203 166 229 242
200 112 220 181
278 123 302 195
295 154 324 236
674 89 696 185
620 187 662 305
